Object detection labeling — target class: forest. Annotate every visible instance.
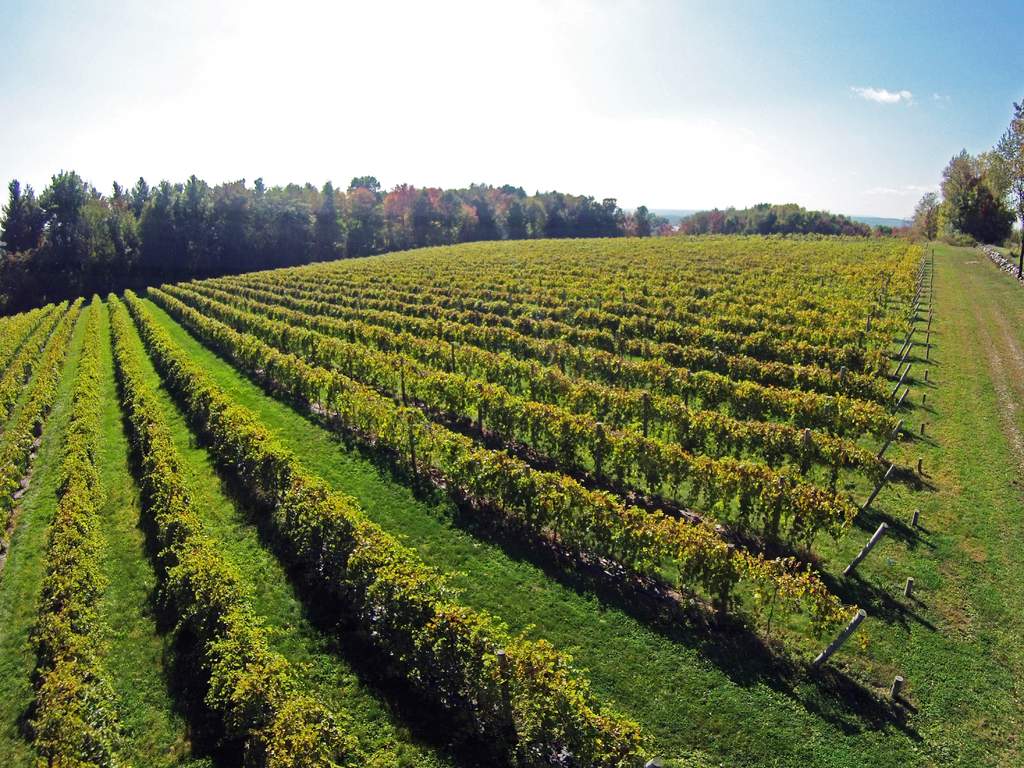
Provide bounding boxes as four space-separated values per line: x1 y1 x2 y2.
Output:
676 203 875 236
0 173 667 314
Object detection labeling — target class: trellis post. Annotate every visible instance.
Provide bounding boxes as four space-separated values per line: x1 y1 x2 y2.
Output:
877 420 903 459
861 467 893 512
811 609 867 668
844 522 888 575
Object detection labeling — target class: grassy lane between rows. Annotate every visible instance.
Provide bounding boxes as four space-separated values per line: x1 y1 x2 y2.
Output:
93 301 200 767
120 300 457 767
715 243 1022 767
895 244 1024 765
0 309 85 767
139 297 932 767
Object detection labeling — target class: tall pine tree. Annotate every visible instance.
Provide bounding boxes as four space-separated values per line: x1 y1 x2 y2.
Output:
314 181 343 260
1 180 45 252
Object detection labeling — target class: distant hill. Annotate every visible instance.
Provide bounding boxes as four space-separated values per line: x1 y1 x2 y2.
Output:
849 215 912 229
649 209 698 224
648 209 910 230
672 203 872 236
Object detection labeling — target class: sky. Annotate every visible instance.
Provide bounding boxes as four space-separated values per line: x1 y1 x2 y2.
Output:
2 0 1022 219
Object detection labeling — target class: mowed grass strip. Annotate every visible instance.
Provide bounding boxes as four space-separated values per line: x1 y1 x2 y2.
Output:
119 299 455 767
885 245 1024 763
139 296 935 768
93 301 198 766
0 309 85 767
712 244 1021 767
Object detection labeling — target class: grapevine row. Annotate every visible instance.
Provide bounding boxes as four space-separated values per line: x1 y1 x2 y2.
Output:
251 237 919 362
227 270 881 374
122 290 651 767
0 300 82 554
175 281 886 480
0 304 55 377
216 271 888 397
0 303 68 425
269 237 917 353
142 288 848 629
109 295 361 768
276 272 880 349
199 278 896 436
274 268 883 369
29 299 124 765
161 284 861 543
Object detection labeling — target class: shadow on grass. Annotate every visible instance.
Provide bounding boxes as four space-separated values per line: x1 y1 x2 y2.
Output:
209 455 505 768
852 501 937 553
144 322 927 749
260 391 925 744
823 568 936 635
887 465 938 494
117 392 244 768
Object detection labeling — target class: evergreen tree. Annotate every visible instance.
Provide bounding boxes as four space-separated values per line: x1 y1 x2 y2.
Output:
130 177 150 218
1 180 45 252
39 170 92 275
314 181 343 260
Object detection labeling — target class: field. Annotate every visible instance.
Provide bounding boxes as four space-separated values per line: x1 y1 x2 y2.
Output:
0 236 1020 767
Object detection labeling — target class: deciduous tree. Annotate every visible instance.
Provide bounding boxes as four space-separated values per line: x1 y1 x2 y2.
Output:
912 192 940 240
996 102 1024 277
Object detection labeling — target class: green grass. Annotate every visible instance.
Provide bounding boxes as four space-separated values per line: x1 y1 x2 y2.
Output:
0 308 86 767
118 299 454 767
798 244 1024 766
6 241 1021 767
137 294 959 767
92 301 198 766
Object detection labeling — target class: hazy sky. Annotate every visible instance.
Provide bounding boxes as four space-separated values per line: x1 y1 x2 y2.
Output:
3 0 1022 218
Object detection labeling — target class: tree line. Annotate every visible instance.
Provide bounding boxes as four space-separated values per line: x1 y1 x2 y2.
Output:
0 172 667 314
912 101 1024 272
677 203 875 236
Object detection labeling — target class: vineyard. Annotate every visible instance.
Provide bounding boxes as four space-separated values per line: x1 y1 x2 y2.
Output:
0 237 1020 768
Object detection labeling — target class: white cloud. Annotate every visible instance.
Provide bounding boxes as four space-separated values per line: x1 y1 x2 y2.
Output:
851 86 914 105
865 184 937 197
